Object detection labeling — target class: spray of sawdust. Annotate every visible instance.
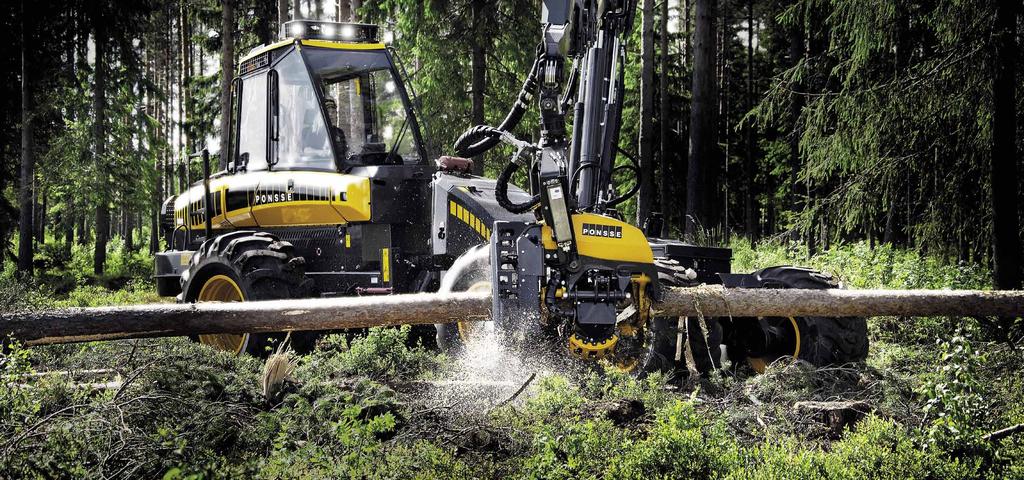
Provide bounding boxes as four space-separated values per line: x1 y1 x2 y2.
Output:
424 245 568 414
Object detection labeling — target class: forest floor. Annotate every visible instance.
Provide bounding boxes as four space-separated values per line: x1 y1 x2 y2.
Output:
2 241 1024 478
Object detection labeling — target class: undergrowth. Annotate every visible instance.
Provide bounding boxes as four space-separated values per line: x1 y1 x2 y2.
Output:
1 241 1022 478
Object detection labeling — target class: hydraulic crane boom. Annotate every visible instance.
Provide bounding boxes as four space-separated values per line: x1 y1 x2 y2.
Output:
453 0 655 361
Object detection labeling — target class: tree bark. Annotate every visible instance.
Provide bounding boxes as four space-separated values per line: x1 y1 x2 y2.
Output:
92 6 110 276
293 0 301 19
637 0 655 228
218 0 235 171
991 0 1020 291
658 0 671 236
5 288 1024 347
686 0 719 238
17 3 34 276
470 0 487 176
2 292 492 346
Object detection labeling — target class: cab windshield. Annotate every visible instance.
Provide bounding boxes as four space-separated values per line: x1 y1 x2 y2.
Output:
305 47 421 166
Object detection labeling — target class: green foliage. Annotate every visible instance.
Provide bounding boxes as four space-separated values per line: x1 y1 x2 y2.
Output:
300 326 442 381
921 333 990 455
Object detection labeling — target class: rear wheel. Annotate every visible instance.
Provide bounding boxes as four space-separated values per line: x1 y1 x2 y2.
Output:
181 231 315 357
729 266 869 371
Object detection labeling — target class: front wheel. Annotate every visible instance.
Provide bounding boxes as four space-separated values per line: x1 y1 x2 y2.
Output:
180 231 315 357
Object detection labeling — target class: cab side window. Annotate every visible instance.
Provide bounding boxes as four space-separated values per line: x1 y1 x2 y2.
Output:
236 74 268 171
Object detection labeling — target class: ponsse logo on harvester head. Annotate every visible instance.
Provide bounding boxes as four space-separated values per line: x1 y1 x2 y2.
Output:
582 223 623 238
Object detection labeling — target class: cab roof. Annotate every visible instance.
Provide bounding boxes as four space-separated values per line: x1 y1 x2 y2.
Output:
240 21 386 65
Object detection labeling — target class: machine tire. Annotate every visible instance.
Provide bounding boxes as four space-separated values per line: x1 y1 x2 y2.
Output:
180 231 316 357
747 266 869 367
648 258 722 376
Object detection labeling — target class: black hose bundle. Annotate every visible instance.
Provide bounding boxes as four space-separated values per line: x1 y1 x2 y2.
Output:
495 162 541 213
453 49 543 158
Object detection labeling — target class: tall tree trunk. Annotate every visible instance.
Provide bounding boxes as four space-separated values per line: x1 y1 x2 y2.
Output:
658 0 671 237
219 0 235 171
36 189 46 244
63 204 73 257
636 0 655 228
991 0 1021 292
350 0 361 20
293 0 302 19
177 5 186 193
92 8 110 275
150 43 162 254
683 0 692 66
743 0 758 242
279 0 289 36
787 8 804 230
686 0 719 238
339 0 351 21
180 2 191 157
470 0 487 176
17 4 34 276
124 208 134 253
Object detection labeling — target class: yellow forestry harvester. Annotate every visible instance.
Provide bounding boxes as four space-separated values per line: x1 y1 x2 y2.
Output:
154 2 867 374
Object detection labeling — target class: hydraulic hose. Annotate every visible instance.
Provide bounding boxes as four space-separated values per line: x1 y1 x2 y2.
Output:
604 146 641 208
495 162 541 213
453 49 543 158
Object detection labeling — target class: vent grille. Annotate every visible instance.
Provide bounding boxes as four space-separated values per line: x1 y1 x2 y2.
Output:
239 53 270 75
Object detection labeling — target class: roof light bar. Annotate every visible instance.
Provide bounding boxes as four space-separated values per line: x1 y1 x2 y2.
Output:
281 20 380 43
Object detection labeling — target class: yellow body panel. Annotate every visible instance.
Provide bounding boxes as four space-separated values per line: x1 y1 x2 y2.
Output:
240 39 385 65
541 213 654 264
173 171 371 230
299 40 386 51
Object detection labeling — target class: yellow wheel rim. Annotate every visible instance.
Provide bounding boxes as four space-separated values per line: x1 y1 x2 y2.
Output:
747 317 801 374
196 274 250 355
457 281 492 341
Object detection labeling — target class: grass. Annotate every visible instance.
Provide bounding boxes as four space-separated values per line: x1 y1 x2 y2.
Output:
1 240 1022 478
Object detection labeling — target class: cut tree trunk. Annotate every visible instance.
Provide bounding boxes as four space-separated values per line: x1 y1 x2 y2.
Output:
2 292 491 346
4 288 1024 347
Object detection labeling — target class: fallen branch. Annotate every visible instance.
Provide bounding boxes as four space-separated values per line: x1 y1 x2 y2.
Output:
983 423 1024 442
494 372 537 408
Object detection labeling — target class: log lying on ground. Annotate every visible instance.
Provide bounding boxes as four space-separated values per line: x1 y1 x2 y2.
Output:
2 287 1023 347
658 286 1024 318
2 292 491 346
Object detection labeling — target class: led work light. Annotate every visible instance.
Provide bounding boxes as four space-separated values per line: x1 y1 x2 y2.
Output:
281 20 380 43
